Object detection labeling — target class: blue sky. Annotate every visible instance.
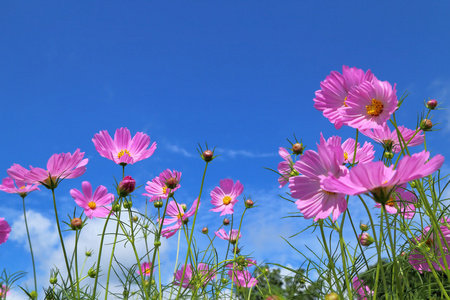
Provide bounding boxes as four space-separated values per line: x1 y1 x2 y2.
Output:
1 1 450 298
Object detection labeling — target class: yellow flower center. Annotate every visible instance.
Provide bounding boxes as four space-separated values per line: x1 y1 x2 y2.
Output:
323 190 337 195
162 186 167 195
366 98 384 116
145 268 151 275
177 212 184 219
343 96 348 107
223 196 232 205
19 186 26 189
343 152 348 161
386 197 395 207
118 149 131 159
88 201 97 209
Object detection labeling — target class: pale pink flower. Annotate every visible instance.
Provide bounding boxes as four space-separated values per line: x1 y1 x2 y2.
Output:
289 134 348 221
409 219 450 273
341 138 374 165
0 218 11 245
174 263 216 289
25 149 88 189
92 127 157 165
0 284 9 297
161 199 200 238
361 123 424 153
143 169 181 202
374 184 417 219
210 179 244 216
7 163 32 182
137 262 153 277
215 229 242 244
70 181 115 219
228 269 258 288
341 80 398 130
0 177 40 197
353 276 373 299
277 147 294 188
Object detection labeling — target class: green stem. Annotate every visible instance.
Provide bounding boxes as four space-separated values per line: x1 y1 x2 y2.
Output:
319 222 343 296
104 209 121 300
21 195 37 294
74 229 81 300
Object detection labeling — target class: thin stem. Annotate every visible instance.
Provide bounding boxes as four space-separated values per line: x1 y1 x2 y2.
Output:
74 229 81 300
319 222 343 296
21 195 37 294
104 209 121 300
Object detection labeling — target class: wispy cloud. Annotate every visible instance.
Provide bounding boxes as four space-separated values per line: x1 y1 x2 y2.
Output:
165 145 194 158
428 78 450 132
216 148 276 159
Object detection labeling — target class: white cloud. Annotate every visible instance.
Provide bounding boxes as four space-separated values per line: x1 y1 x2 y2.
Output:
428 78 450 132
165 145 194 158
216 148 276 159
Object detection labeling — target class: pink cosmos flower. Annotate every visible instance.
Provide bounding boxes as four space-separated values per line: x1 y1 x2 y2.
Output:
314 66 376 129
353 276 373 299
340 138 374 165
277 147 294 188
374 184 417 219
361 123 424 153
322 151 444 205
0 218 11 245
137 262 153 277
0 284 9 297
0 177 40 197
215 229 242 244
409 219 450 273
174 263 216 289
92 127 157 165
143 169 182 202
210 179 244 216
341 80 398 130
7 163 32 182
289 134 348 222
161 199 200 238
25 149 88 189
70 182 115 219
228 269 258 288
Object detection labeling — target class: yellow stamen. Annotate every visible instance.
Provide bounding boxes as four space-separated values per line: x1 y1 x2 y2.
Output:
223 196 232 205
162 186 167 195
386 198 395 207
145 269 151 275
177 213 184 219
118 149 131 159
366 98 384 116
343 152 348 161
323 190 337 195
88 201 97 209
343 96 348 107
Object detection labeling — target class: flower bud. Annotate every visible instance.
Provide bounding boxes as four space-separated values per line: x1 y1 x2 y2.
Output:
154 240 161 247
325 292 340 300
50 277 57 284
123 200 132 209
85 251 92 257
223 218 230 226
132 216 138 222
292 143 304 155
360 223 369 232
154 201 163 208
202 150 214 162
30 291 38 299
182 217 189 225
232 246 241 254
112 203 121 212
202 227 209 234
410 181 417 189
70 218 83 230
384 152 394 159
88 268 96 278
181 204 187 211
427 99 438 109
221 278 228 284
118 176 136 197
165 177 178 189
420 119 433 131
123 289 129 298
245 199 254 208
358 232 374 246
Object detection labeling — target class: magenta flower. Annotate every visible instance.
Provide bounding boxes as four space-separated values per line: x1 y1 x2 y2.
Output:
137 262 153 277
289 134 348 222
374 184 417 219
0 218 11 245
25 149 88 189
210 179 244 216
277 147 294 188
70 181 115 219
0 177 40 197
341 80 398 130
174 263 216 289
0 284 9 297
143 169 182 202
92 127 157 166
228 269 258 288
7 163 32 182
215 229 242 244
118 175 136 197
353 276 373 299
314 66 376 129
341 138 374 165
361 123 424 153
409 219 450 273
161 199 200 238
322 151 444 205
358 232 374 246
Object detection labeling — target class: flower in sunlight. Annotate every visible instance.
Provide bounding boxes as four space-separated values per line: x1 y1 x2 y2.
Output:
143 169 181 202
92 127 157 166
228 269 258 288
215 229 242 244
137 262 153 277
314 65 376 129
161 198 200 238
71 181 115 219
24 149 88 189
0 176 40 197
210 179 244 216
174 263 216 289
374 184 417 219
340 138 374 165
353 276 373 299
0 218 11 245
277 147 295 188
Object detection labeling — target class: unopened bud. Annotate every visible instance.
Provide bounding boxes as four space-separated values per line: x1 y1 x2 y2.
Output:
420 119 433 131
85 251 92 257
154 240 161 247
427 99 438 109
410 181 417 189
166 177 178 189
360 223 369 232
112 203 121 212
118 176 136 197
88 268 96 278
70 218 83 230
223 218 230 226
202 150 214 162
359 232 374 246
50 277 57 284
232 247 241 254
245 199 254 208
384 152 394 159
202 227 209 234
132 216 138 222
221 278 228 284
154 201 163 208
30 291 38 299
292 143 304 155
325 292 340 300
123 200 132 209
181 204 187 211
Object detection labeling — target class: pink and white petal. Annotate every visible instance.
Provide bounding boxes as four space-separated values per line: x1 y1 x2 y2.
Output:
81 182 93 201
219 179 235 195
114 128 132 150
